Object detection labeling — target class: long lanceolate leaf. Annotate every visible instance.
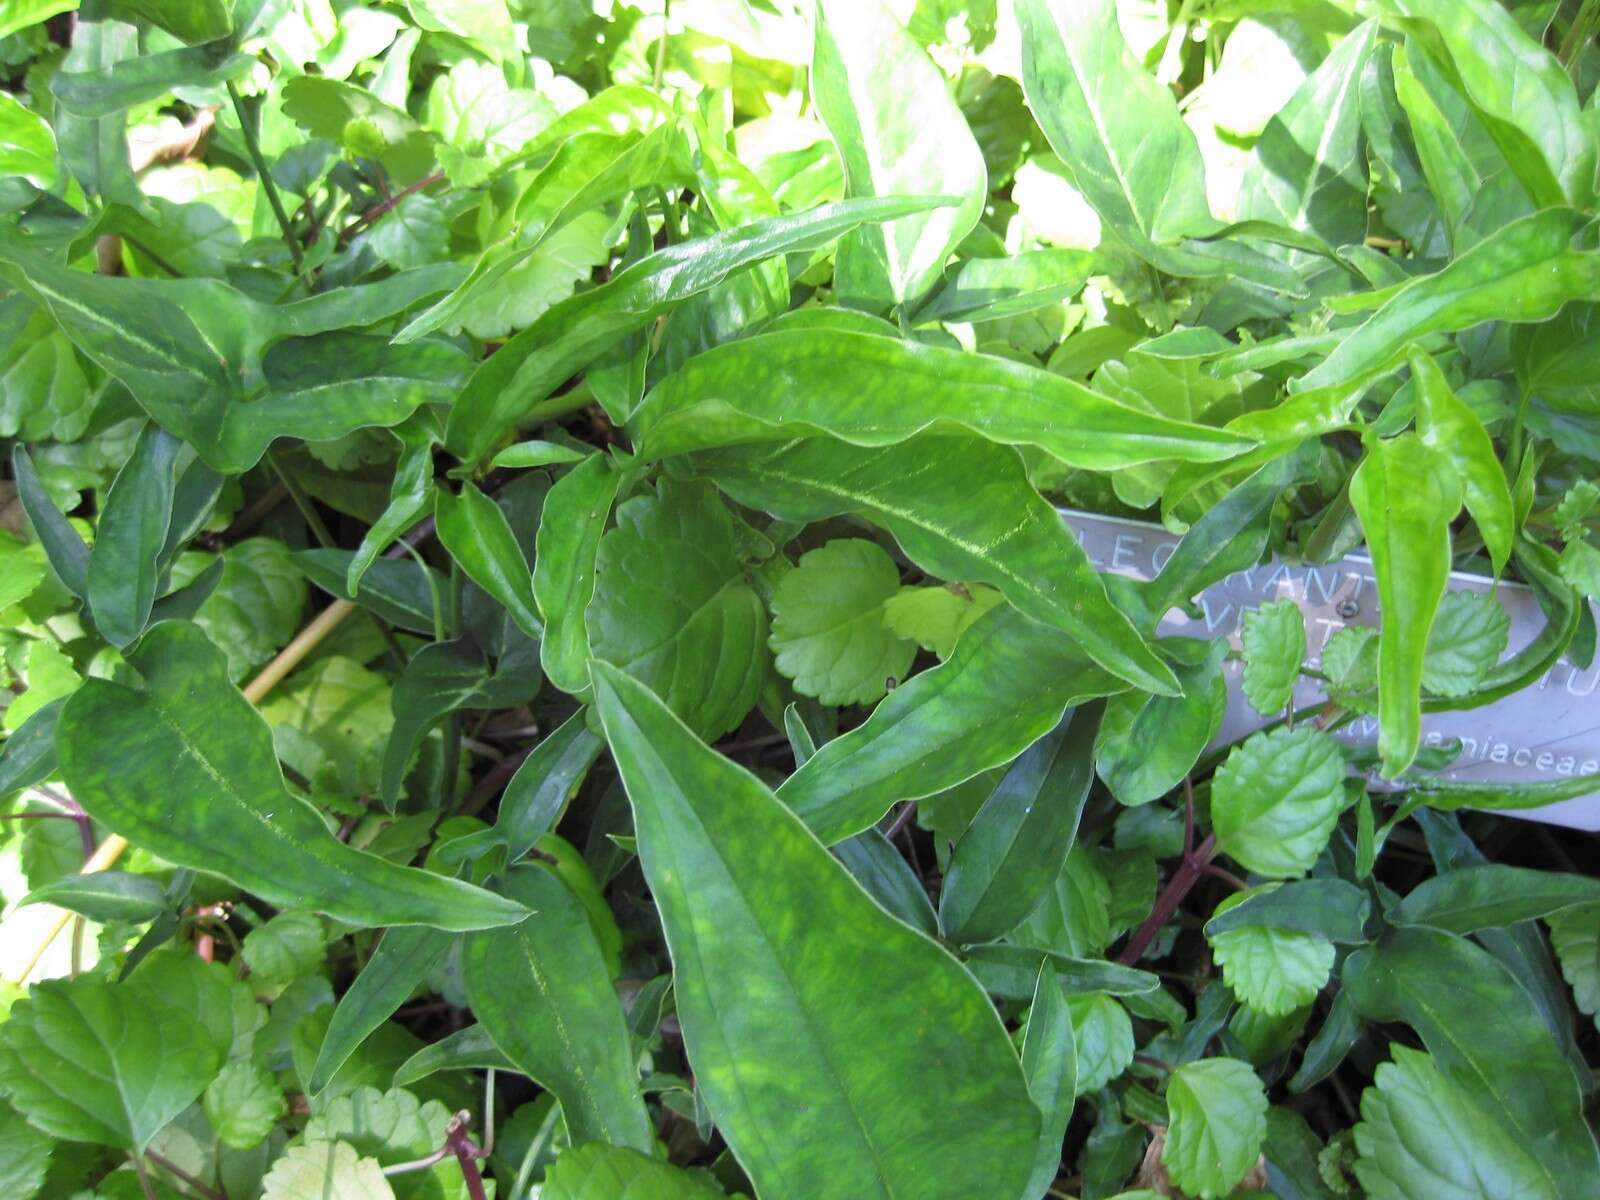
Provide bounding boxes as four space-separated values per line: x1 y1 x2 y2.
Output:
441 196 956 468
590 661 1041 1200
696 434 1179 695
631 328 1259 470
56 621 527 932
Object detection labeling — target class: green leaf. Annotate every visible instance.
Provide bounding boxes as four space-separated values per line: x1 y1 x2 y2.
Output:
441 196 953 468
1295 209 1600 394
380 640 488 809
833 830 939 938
11 445 88 599
1422 592 1510 697
590 661 1041 1200
541 1143 726 1199
0 0 74 40
940 704 1101 945
0 1105 51 1200
20 870 167 923
1211 727 1346 878
0 958 226 1151
309 927 452 1097
1393 867 1600 934
1241 600 1306 716
1162 1058 1269 1200
1411 350 1515 575
393 1025 513 1088
51 40 252 118
1020 968 1077 1200
917 248 1101 324
203 1060 284 1151
880 583 1003 658
260 1141 395 1200
779 604 1122 845
534 453 621 696
87 422 181 648
0 92 55 188
812 0 985 309
1237 21 1376 250
1349 435 1459 776
1095 639 1228 805
1548 906 1600 1032
1014 0 1217 257
631 329 1259 470
1344 927 1600 1196
768 538 916 706
963 945 1158 1001
294 550 443 637
464 865 654 1152
1208 890 1336 1016
56 622 526 932
1069 993 1134 1093
241 912 327 991
699 434 1174 694
435 482 542 641
280 76 436 184
492 441 589 470
1203 879 1371 945
1558 540 1600 600
258 657 393 801
1354 1046 1557 1200
587 480 767 739
1383 0 1591 207
1014 846 1112 959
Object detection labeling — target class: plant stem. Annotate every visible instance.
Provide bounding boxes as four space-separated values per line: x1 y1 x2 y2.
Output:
338 170 446 245
653 0 673 92
147 1149 228 1200
131 1152 159 1200
226 82 304 274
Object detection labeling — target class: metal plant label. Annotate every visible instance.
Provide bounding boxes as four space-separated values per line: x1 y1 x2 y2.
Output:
1063 510 1600 830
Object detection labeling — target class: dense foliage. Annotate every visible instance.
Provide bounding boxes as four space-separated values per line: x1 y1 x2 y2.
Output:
0 0 1598 1196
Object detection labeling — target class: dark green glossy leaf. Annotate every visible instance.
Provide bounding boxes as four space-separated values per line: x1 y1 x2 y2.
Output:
393 1024 513 1088
1393 866 1600 935
698 434 1174 694
832 830 939 938
632 329 1258 470
309 927 452 1097
10 445 87 599
464 865 655 1153
1095 639 1228 806
51 40 252 117
1344 927 1600 1197
541 1144 726 1200
962 944 1159 1000
20 870 167 923
1020 968 1076 1200
0 696 65 799
437 712 603 869
435 482 542 641
1204 880 1371 944
940 703 1101 945
442 197 954 467
534 453 621 696
1349 435 1459 776
778 605 1122 845
380 640 489 809
56 621 526 932
591 661 1040 1200
293 550 443 636
1289 990 1362 1093
86 422 181 648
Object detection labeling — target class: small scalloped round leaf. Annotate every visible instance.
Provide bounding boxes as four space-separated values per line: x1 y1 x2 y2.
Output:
1208 890 1335 1017
1162 1058 1268 1200
1240 599 1305 715
1422 591 1510 698
1211 726 1346 878
769 538 916 706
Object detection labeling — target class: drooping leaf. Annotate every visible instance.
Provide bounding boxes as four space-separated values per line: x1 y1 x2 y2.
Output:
464 866 654 1153
1020 968 1077 1200
1350 435 1459 775
590 661 1040 1200
56 622 526 932
812 0 985 309
768 538 916 707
